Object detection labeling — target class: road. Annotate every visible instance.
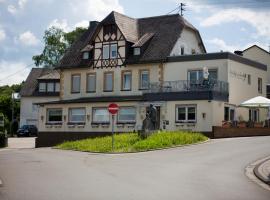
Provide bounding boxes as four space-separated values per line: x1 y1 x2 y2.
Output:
0 136 270 200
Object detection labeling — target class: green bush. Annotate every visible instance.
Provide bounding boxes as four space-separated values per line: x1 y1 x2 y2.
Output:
0 132 7 148
56 131 208 153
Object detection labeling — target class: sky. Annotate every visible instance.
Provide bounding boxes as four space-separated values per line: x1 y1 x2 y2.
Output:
0 0 270 86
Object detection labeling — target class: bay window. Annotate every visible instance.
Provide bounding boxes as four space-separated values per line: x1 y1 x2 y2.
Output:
69 108 85 123
176 105 196 122
118 107 136 123
92 108 109 123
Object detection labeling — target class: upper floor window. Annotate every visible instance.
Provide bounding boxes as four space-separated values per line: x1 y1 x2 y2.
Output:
39 82 46 92
103 45 110 59
71 74 81 93
83 52 89 59
92 107 109 123
86 73 96 93
258 78 262 94
139 70 149 89
188 69 217 82
55 82 60 92
47 82 54 92
69 108 85 123
110 44 117 58
122 71 132 90
181 46 184 55
104 72 114 92
47 108 62 123
134 48 140 55
176 105 196 123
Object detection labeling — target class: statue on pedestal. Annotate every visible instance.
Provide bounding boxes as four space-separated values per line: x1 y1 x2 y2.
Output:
139 104 158 139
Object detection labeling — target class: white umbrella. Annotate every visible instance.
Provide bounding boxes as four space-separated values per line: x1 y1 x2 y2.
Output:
239 96 270 108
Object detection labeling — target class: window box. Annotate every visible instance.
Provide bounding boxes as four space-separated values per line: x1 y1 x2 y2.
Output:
91 123 99 128
54 124 62 128
127 124 135 128
101 123 110 128
175 123 185 127
68 124 75 128
77 124 85 128
116 123 124 128
46 125 52 128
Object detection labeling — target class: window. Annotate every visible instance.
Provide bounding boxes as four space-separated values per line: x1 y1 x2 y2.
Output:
248 74 251 85
176 105 196 122
103 45 110 59
110 44 117 58
181 46 184 55
258 78 262 94
83 52 89 59
140 70 149 89
134 48 140 55
47 82 54 92
92 108 109 123
39 82 46 92
47 108 62 123
71 74 81 93
55 82 60 92
86 73 96 92
69 108 85 123
118 107 136 122
188 69 217 82
122 71 132 90
104 72 113 91
224 106 235 121
191 49 196 54
249 109 259 122
208 69 218 80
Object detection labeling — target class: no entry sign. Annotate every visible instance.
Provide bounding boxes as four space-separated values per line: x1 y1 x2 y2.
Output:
108 103 119 115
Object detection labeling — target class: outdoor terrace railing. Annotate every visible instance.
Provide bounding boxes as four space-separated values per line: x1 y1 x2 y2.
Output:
143 80 229 94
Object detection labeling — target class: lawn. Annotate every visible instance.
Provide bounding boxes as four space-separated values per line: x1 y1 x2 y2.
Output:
56 131 208 153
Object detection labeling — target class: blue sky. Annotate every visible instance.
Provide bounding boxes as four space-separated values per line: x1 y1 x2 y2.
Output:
0 0 270 85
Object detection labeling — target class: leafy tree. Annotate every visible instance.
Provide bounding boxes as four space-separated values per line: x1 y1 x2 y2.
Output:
33 26 87 67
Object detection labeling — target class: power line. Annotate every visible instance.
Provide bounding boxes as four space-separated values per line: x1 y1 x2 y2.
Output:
0 63 35 83
167 3 186 16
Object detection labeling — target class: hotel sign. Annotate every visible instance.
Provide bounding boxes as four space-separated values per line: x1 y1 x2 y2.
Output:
229 70 247 81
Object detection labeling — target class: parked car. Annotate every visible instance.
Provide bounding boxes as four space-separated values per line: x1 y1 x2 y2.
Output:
17 125 38 137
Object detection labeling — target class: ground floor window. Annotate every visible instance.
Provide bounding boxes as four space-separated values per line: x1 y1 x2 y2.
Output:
92 108 109 123
47 108 62 123
249 109 259 122
69 108 85 123
118 107 136 122
176 105 196 122
224 106 235 121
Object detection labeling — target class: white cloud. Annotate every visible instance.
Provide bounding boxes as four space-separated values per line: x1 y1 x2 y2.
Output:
74 20 89 28
200 8 270 39
18 0 27 9
19 31 39 46
69 0 124 21
0 60 31 86
7 4 17 14
0 29 6 41
48 19 70 32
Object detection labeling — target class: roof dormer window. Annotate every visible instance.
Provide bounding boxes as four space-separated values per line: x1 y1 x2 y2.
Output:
83 52 89 59
134 48 140 56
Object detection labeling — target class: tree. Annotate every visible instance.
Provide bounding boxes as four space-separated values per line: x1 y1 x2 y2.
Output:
32 26 87 67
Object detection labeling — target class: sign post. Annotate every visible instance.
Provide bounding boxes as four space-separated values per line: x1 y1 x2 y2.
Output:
108 103 119 152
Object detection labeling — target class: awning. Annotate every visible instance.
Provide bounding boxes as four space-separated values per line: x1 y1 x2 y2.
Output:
239 96 270 108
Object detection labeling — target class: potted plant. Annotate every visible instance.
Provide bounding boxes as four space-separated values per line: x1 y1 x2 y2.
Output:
254 121 263 128
237 115 246 128
222 120 231 128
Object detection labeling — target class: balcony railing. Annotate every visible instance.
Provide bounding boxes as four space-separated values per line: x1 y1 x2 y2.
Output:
143 80 229 94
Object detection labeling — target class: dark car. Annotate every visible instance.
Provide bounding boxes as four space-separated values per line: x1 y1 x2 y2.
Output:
17 125 38 137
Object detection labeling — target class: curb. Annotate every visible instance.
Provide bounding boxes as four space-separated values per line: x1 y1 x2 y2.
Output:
245 156 270 191
53 139 211 155
254 158 270 185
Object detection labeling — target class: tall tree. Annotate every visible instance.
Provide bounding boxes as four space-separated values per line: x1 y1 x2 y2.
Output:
32 26 87 67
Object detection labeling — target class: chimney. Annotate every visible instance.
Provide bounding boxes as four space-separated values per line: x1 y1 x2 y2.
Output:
234 50 243 56
89 21 99 29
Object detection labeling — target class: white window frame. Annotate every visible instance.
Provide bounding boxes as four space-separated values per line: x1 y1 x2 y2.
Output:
176 105 197 123
103 45 110 59
118 107 136 123
39 82 46 92
47 108 63 123
87 73 96 92
68 108 86 123
110 44 117 59
140 70 149 89
92 107 110 123
71 74 81 93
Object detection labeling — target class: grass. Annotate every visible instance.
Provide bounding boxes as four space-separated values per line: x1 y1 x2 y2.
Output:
56 131 208 153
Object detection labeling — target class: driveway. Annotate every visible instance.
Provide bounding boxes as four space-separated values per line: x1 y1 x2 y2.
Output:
7 137 36 149
0 136 270 200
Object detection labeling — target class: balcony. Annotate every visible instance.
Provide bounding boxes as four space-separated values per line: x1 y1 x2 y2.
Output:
142 80 229 102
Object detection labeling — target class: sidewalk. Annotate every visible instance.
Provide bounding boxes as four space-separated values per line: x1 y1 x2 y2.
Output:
254 158 270 185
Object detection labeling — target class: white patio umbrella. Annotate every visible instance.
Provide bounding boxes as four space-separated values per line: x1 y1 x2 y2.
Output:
239 96 270 108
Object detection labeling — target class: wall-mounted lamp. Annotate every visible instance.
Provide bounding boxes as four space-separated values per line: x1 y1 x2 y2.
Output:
202 113 206 119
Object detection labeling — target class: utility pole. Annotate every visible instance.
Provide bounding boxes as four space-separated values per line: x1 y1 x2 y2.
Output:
180 3 186 16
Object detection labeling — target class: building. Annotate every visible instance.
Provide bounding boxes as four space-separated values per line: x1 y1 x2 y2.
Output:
19 68 60 127
240 45 270 98
36 11 268 147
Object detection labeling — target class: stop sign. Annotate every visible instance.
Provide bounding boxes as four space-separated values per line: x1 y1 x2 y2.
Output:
108 103 119 115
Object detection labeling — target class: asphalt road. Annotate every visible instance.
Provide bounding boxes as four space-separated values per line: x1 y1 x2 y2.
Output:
0 136 270 200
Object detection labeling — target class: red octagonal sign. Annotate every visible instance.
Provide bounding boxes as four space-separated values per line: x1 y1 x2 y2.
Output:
108 103 119 115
